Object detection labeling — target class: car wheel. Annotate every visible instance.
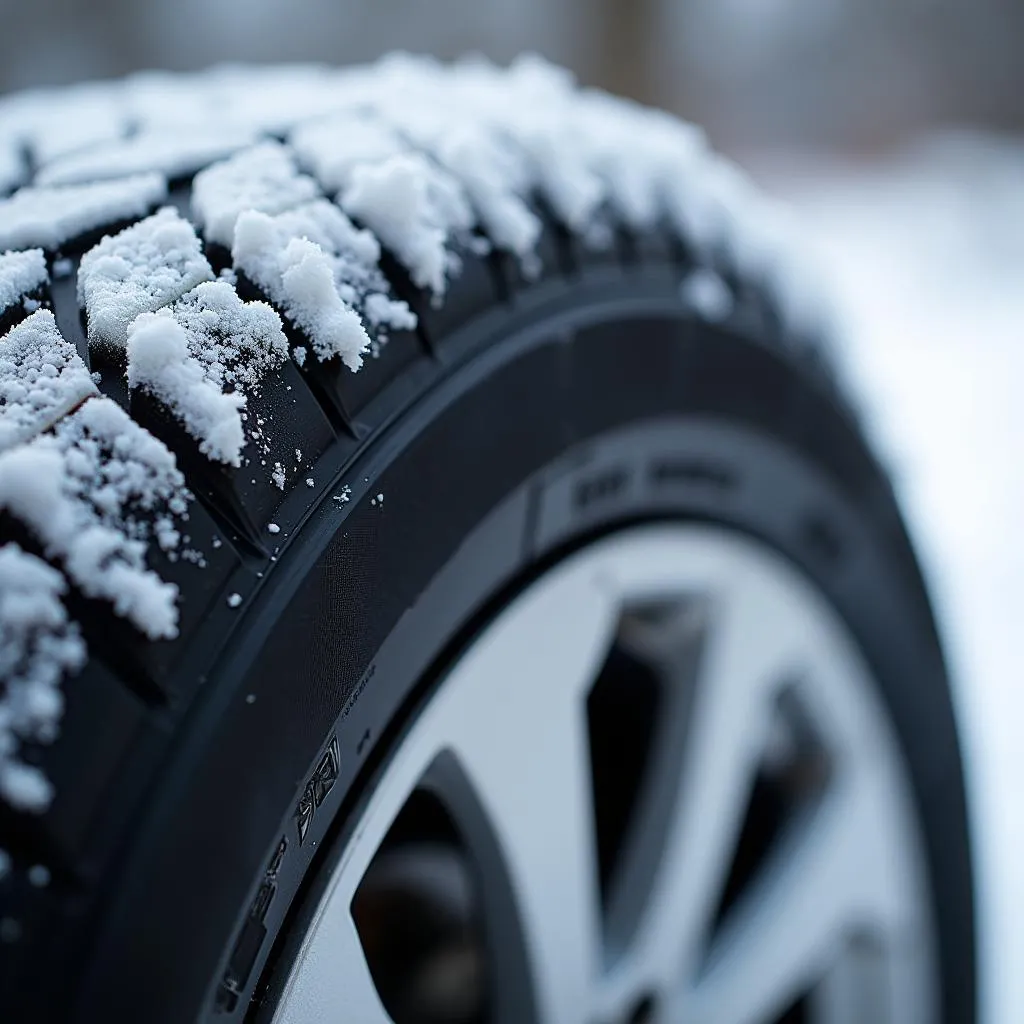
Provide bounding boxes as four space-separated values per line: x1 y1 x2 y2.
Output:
0 57 974 1024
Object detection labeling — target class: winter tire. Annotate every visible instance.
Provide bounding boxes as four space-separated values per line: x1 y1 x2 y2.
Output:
0 57 974 1024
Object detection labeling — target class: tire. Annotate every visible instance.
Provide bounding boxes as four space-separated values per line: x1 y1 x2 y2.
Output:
0 59 974 1024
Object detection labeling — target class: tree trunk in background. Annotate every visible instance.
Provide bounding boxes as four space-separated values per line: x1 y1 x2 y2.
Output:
586 0 663 105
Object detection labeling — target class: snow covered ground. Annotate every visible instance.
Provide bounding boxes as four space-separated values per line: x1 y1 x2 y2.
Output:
756 135 1024 1024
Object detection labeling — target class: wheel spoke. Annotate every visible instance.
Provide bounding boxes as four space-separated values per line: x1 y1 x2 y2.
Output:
628 564 807 985
438 563 618 1024
682 778 876 1024
266 525 938 1024
273 900 393 1024
809 933 893 1024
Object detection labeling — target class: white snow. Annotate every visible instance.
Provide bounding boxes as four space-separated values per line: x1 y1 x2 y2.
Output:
0 174 167 252
126 281 288 465
241 200 416 340
290 108 479 297
233 212 370 370
680 268 734 322
341 154 472 298
165 280 290 390
226 592 242 608
263 198 379 265
36 126 259 187
124 66 347 139
0 55 825 350
191 141 319 248
127 314 246 465
0 542 86 813
0 310 98 452
290 113 406 193
0 82 127 168
0 397 187 639
78 207 214 353
0 249 47 314
291 106 538 271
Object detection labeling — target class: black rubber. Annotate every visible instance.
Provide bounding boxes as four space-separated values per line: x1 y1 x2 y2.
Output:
0 138 974 1024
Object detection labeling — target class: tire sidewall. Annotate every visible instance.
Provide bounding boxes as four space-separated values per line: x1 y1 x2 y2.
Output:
73 273 975 1024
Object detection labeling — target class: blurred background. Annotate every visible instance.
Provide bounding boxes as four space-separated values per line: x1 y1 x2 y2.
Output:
3 0 1024 149
1 2 1020 1021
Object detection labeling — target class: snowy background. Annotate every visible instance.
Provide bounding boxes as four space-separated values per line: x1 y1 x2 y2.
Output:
755 138 1024 1024
0 0 1020 1020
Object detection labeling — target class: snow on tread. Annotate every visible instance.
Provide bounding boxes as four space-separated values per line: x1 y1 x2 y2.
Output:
0 542 86 813
0 81 127 169
232 199 415 365
340 154 474 298
191 141 319 248
0 56 833 821
289 113 405 193
36 125 259 187
0 248 47 315
0 173 167 252
127 280 289 465
78 206 214 353
0 310 98 452
289 114 480 296
0 397 188 640
234 209 369 370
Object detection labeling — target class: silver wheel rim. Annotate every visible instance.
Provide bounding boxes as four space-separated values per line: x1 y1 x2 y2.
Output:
271 524 938 1024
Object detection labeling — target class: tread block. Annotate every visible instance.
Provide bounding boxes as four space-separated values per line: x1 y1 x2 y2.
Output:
495 203 575 295
58 493 242 702
0 175 167 255
0 660 145 872
386 241 505 352
130 359 335 550
0 248 48 331
0 310 97 452
78 207 214 355
298 327 433 432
